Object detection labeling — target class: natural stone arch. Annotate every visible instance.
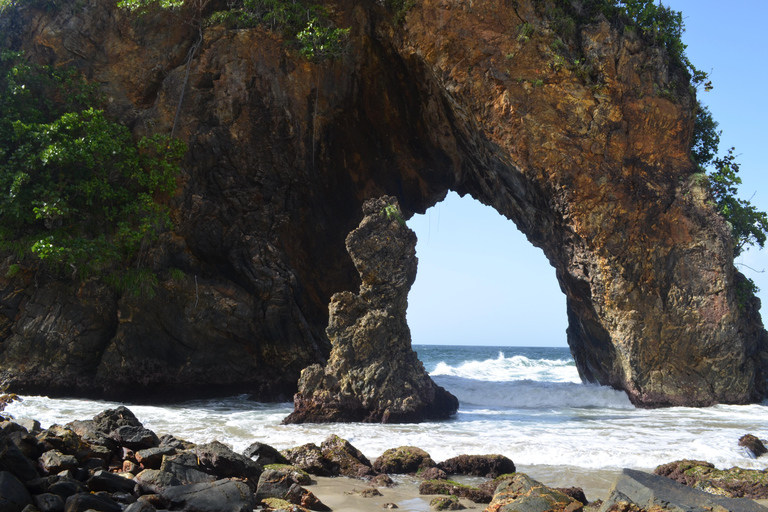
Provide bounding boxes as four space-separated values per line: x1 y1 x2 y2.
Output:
0 0 765 407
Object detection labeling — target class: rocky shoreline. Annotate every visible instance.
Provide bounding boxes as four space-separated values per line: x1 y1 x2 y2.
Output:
1 401 767 512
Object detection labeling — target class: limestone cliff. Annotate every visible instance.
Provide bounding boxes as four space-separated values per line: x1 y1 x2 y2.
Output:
0 0 765 406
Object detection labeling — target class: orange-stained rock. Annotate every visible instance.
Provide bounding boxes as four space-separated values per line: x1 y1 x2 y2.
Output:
0 0 765 406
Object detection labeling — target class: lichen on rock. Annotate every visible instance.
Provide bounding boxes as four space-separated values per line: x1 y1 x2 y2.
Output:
283 197 458 424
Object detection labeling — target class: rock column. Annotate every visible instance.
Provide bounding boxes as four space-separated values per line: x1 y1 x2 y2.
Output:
283 196 458 423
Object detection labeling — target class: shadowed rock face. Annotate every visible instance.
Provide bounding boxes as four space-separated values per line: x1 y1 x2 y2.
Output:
0 0 765 406
283 197 458 423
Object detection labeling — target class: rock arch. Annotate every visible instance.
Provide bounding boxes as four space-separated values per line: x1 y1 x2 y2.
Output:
0 0 765 406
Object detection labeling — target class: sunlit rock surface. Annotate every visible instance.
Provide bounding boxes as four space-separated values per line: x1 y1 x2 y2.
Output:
0 0 765 406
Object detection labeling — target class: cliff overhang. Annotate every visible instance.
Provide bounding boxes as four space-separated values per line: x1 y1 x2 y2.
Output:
0 0 765 408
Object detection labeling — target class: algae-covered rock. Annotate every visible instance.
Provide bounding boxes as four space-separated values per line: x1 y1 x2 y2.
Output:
419 479 492 504
320 435 374 478
262 465 312 485
437 454 515 478
430 495 464 510
281 444 339 477
654 460 768 499
486 473 583 512
374 446 436 474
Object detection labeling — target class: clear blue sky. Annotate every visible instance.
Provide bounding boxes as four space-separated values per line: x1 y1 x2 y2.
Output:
406 1 768 347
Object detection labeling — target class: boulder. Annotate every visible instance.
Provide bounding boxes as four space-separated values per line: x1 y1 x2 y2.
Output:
134 469 183 494
654 460 768 499
554 487 589 505
0 438 40 482
256 469 302 502
194 440 262 488
430 496 464 510
284 483 330 511
243 442 287 465
111 426 160 450
6 431 44 460
37 426 88 459
66 420 117 453
419 479 492 504
63 493 122 512
0 471 33 512
485 473 582 512
39 450 79 475
92 407 143 434
46 477 87 499
283 197 459 424
135 446 176 469
320 435 374 478
420 467 447 481
373 446 436 474
281 444 339 476
261 465 312 485
32 493 64 512
87 469 137 494
603 468 767 512
123 500 157 512
437 454 515 478
160 479 256 512
160 452 215 485
739 434 767 458
261 498 311 512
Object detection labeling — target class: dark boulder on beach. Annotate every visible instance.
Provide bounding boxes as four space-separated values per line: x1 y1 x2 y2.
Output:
281 443 339 477
604 468 767 512
654 460 768 499
373 446 437 475
194 440 263 489
0 471 32 512
739 434 767 458
320 435 374 479
437 454 515 479
160 479 256 512
485 473 583 512
243 442 287 466
283 197 459 425
160 452 216 485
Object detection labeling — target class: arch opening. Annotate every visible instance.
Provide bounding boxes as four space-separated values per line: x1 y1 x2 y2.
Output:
407 191 567 348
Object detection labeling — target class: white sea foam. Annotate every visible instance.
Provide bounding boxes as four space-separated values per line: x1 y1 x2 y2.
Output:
430 352 580 383
4 346 768 476
432 376 634 409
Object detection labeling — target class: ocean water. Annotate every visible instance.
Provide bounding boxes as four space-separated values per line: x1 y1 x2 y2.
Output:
4 345 768 489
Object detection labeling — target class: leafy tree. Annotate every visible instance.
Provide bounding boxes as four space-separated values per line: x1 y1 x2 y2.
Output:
0 51 185 292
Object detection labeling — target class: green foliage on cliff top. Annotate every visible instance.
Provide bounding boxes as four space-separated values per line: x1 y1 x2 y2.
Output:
0 51 185 291
691 104 768 258
117 0 349 61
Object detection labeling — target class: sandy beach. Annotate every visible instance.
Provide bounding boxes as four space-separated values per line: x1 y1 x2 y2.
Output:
309 465 625 512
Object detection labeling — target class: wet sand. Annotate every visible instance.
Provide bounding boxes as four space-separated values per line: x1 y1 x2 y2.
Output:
309 466 624 512
309 466 768 512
